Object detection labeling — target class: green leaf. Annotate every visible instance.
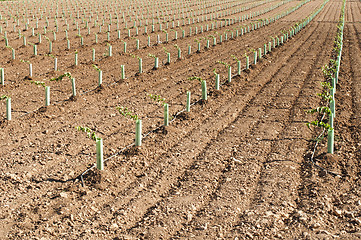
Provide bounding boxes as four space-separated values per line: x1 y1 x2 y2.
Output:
30 81 46 87
50 72 72 81
0 95 9 100
188 76 202 82
116 106 138 120
76 126 101 141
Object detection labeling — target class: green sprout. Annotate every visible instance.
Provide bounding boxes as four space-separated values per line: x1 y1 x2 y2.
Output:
306 81 334 131
116 106 138 120
306 120 332 131
163 47 169 54
92 64 101 72
20 59 31 64
50 72 72 81
76 126 101 141
213 68 218 76
30 81 46 87
147 93 166 106
231 55 239 62
188 76 203 82
45 53 55 58
130 54 141 60
217 60 230 68
0 95 9 100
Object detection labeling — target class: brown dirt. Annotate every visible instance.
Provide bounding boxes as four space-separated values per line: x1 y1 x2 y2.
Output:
1 0 361 239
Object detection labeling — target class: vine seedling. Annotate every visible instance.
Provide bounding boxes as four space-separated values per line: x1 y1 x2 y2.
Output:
244 51 250 70
21 59 32 77
116 106 138 121
30 80 50 106
6 46 15 60
250 48 257 65
76 126 103 170
189 76 207 100
131 54 142 74
306 80 334 151
0 68 4 85
93 64 103 86
149 53 159 69
106 43 112 57
163 47 170 65
50 72 76 97
147 93 166 106
116 106 142 146
186 91 191 112
213 68 220 90
217 60 232 82
174 44 181 59
76 126 101 141
1 95 11 120
231 55 241 75
194 38 202 53
147 93 169 126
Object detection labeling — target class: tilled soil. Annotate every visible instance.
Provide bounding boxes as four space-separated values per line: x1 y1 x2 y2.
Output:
0 0 361 239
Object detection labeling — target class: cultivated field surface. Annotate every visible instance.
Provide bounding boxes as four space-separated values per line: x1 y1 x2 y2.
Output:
0 0 360 239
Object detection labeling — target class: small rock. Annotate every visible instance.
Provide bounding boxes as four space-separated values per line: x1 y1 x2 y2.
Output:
59 192 68 198
317 230 331 235
275 233 283 238
265 211 273 217
199 223 208 230
110 223 119 230
333 209 342 217
90 206 98 212
312 222 321 229
246 232 253 239
45 227 54 234
295 210 306 218
353 218 361 225
7 173 18 181
279 211 289 218
345 211 354 218
299 216 308 223
24 172 32 179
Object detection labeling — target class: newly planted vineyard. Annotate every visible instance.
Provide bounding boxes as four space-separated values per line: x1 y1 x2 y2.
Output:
0 0 361 239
